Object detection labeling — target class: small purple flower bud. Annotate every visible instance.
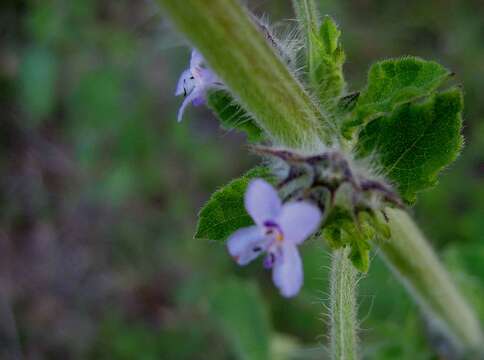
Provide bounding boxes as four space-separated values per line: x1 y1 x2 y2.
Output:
174 49 223 122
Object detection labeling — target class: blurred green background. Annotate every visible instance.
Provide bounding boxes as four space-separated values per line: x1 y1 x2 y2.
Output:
0 0 483 359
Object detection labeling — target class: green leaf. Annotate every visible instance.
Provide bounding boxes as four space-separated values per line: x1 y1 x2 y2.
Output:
348 239 370 273
311 16 346 107
210 279 271 360
207 90 264 142
293 0 345 108
195 167 275 241
343 57 451 137
319 16 340 55
357 89 463 204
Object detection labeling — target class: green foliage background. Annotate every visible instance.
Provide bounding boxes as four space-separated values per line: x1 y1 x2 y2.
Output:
0 0 483 359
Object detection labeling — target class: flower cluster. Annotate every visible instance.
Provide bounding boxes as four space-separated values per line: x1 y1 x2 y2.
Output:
252 145 403 210
227 179 322 297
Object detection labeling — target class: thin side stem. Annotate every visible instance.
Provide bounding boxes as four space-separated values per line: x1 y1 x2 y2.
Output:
380 208 483 352
330 247 359 360
292 0 320 73
158 0 337 148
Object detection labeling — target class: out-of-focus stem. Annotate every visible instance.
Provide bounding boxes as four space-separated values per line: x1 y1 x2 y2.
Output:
158 0 336 149
330 247 359 360
380 208 483 352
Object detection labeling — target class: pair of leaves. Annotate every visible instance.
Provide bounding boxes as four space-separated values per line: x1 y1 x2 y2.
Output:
207 90 264 142
322 207 390 272
302 26 461 206
195 166 274 241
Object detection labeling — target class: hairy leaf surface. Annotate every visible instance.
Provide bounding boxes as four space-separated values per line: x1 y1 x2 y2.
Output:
357 89 463 203
310 16 346 107
343 57 451 137
207 90 264 142
195 167 274 241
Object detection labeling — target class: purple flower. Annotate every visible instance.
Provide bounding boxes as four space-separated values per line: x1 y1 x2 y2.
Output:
175 49 222 122
227 179 322 297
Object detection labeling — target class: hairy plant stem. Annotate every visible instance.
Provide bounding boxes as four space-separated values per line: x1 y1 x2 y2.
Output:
160 0 483 353
381 208 483 352
158 0 336 148
330 247 358 360
291 0 320 74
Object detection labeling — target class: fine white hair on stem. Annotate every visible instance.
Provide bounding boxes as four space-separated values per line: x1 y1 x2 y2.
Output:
250 13 304 71
330 247 359 360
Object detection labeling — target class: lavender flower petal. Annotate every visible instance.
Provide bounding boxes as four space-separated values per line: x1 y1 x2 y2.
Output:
198 68 219 86
177 91 200 122
278 202 322 245
191 96 206 106
190 49 204 69
272 244 303 297
227 225 268 266
175 69 192 96
245 179 282 226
